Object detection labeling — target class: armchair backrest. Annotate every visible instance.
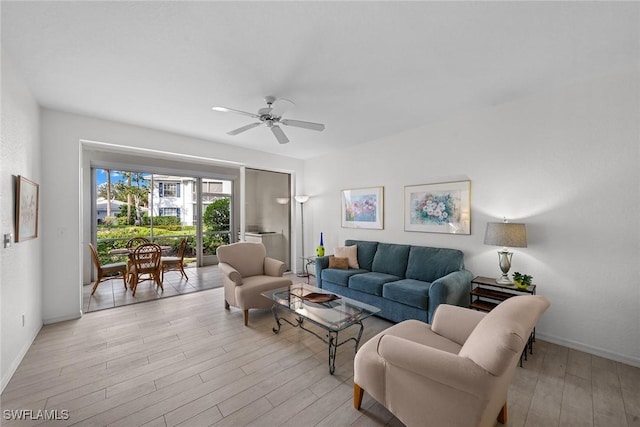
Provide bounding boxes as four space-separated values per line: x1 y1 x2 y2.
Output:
217 242 266 277
459 295 550 376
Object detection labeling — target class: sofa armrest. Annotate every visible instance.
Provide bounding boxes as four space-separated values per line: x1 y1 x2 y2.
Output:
428 269 473 322
264 257 285 277
431 305 486 346
377 334 489 396
314 256 331 287
218 262 243 285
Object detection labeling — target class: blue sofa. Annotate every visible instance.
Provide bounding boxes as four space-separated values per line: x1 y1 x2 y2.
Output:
315 240 473 323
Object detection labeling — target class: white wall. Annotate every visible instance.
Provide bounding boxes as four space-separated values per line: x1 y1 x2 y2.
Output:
305 67 640 367
40 109 304 325
1 53 43 391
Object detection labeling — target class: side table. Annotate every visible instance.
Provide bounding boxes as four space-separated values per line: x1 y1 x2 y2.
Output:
298 256 317 284
470 276 538 365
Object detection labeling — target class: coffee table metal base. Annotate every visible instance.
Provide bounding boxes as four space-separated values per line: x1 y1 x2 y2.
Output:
271 305 364 375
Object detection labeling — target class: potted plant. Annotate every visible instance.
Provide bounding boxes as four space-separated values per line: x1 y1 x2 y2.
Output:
512 272 533 289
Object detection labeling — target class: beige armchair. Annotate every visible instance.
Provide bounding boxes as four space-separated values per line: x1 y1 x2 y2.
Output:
354 295 550 427
217 242 292 326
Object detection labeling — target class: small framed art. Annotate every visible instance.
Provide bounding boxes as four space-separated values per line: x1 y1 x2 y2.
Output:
341 186 384 229
404 180 471 234
15 175 40 241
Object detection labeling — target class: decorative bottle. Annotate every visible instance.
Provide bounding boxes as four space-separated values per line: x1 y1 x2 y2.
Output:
316 232 325 257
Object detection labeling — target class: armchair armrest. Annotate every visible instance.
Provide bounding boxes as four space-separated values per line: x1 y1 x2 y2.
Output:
264 257 285 277
428 269 473 322
314 256 330 287
377 334 488 397
218 262 243 285
431 304 486 346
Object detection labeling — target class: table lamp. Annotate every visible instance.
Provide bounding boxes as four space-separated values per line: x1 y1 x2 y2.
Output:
484 220 527 284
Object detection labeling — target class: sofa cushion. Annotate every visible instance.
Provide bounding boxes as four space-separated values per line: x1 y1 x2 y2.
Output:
372 243 411 278
405 246 465 283
382 279 432 310
321 268 368 287
349 272 401 296
345 240 379 271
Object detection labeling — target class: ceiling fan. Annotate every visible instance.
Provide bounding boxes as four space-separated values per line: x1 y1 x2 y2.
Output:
212 96 325 144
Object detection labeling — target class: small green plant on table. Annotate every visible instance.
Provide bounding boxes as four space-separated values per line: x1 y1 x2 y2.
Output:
512 272 533 289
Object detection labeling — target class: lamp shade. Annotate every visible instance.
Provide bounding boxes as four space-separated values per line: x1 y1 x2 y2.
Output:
484 222 527 248
294 195 309 204
276 197 290 205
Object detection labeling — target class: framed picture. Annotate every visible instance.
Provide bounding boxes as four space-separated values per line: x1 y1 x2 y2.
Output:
15 175 40 241
341 186 384 229
404 180 471 234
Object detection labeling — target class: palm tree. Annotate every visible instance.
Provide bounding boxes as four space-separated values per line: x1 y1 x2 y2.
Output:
106 169 112 217
127 172 132 224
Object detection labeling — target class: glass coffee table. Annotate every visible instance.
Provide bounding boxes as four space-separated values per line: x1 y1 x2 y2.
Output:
262 283 380 374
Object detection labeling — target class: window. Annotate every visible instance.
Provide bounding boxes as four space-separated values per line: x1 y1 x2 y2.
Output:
194 180 224 200
159 207 181 217
159 182 180 198
203 181 223 193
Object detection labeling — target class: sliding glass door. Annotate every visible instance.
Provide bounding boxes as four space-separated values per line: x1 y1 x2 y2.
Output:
198 178 232 265
94 168 232 267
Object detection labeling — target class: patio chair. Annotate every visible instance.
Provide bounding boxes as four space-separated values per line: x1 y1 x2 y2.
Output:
129 243 163 296
88 243 127 295
161 237 189 281
125 237 150 281
126 237 150 248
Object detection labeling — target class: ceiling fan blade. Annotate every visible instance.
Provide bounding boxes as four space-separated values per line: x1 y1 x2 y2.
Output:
270 98 295 117
227 122 262 135
212 106 259 119
271 125 289 144
281 119 325 132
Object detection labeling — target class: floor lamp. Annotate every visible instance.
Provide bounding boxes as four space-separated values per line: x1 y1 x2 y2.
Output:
295 195 310 276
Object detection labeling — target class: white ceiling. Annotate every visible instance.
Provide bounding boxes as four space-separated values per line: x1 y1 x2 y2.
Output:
2 1 638 160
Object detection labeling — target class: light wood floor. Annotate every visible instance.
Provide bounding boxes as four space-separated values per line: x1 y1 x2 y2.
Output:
2 283 639 426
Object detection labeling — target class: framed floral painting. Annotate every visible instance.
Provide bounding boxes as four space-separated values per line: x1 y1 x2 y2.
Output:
341 186 384 229
15 175 40 241
404 180 471 234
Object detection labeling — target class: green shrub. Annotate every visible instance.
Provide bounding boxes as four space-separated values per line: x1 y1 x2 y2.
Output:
203 232 230 255
153 216 181 226
203 198 230 232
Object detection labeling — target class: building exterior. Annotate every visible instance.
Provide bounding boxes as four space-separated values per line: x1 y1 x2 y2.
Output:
149 175 232 226
95 197 126 223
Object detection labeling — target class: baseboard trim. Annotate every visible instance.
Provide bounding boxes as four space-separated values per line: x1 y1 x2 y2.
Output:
43 311 82 325
1 323 42 393
536 331 640 368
